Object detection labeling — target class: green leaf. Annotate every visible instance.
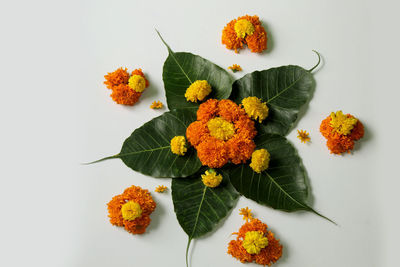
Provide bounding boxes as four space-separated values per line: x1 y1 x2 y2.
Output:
226 128 332 222
172 169 239 265
157 31 234 110
92 109 202 178
230 65 315 136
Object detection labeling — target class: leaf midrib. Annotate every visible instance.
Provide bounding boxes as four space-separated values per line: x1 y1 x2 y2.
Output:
266 70 308 104
120 146 170 157
189 186 207 238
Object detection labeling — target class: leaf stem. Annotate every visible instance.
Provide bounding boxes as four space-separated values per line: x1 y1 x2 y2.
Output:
81 154 120 165
186 238 192 267
311 208 337 225
308 50 321 72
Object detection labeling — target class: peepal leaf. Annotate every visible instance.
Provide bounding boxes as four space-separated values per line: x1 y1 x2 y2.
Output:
230 65 315 136
157 31 234 110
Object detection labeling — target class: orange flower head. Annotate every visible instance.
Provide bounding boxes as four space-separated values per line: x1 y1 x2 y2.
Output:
104 67 130 89
107 185 156 234
222 15 267 53
228 218 283 265
186 99 257 168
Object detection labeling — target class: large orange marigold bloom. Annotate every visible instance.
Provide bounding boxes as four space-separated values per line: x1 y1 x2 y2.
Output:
107 185 156 234
186 99 256 168
320 111 364 154
222 15 267 53
104 68 149 106
228 218 283 266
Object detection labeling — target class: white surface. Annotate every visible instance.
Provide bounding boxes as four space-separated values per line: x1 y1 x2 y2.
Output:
1 0 399 266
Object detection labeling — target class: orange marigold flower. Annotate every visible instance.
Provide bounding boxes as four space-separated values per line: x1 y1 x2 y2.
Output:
110 84 142 106
186 99 257 168
222 15 267 53
228 218 283 266
104 67 130 89
320 111 365 154
107 185 156 234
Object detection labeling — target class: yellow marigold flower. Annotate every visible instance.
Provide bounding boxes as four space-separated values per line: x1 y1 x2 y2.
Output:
241 97 269 123
228 64 242 72
155 185 167 193
207 117 235 141
128 74 147 93
150 100 163 109
297 129 311 143
250 149 270 173
234 19 255 38
330 110 358 135
121 201 142 221
170 136 187 156
185 80 212 102
239 207 253 222
201 169 223 188
242 231 269 254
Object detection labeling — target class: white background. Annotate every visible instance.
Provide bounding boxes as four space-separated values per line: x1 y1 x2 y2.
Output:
1 0 399 266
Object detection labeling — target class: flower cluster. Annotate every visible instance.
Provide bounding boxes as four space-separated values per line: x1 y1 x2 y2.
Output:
228 64 242 72
222 15 267 53
186 99 257 168
155 185 167 193
228 214 283 265
150 100 163 109
104 68 149 105
107 185 156 234
320 111 364 154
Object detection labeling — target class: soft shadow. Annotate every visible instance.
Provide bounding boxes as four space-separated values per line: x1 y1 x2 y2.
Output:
145 193 166 232
352 121 372 153
268 224 290 264
139 73 160 101
259 20 274 55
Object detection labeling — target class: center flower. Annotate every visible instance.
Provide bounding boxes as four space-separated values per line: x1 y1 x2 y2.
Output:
242 231 269 254
329 110 358 135
121 201 142 221
234 19 255 38
207 117 235 141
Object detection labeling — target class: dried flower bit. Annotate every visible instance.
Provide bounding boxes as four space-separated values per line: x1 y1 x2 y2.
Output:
227 218 283 265
107 185 156 235
241 97 269 123
170 136 187 156
150 101 163 109
297 129 311 143
228 64 242 72
201 169 223 188
250 149 270 173
155 185 167 193
184 80 212 102
239 207 253 222
320 111 364 154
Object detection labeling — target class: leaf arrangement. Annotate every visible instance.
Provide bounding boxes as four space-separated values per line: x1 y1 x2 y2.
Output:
93 32 331 265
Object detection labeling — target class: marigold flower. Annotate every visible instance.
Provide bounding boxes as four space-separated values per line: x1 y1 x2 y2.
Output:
228 218 283 265
297 129 311 143
128 75 147 92
186 99 257 168
320 111 364 154
250 149 270 173
228 64 242 72
170 136 187 156
110 84 142 105
222 15 267 53
150 100 163 109
107 185 156 234
239 207 253 222
242 96 269 123
155 185 167 193
185 80 212 102
104 67 130 89
201 169 223 188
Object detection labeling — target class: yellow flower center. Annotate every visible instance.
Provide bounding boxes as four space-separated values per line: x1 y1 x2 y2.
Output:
329 110 358 135
170 136 187 156
184 80 212 102
241 97 269 123
201 169 223 188
128 75 146 92
207 117 235 141
121 201 142 221
234 19 255 38
250 149 270 173
242 231 269 254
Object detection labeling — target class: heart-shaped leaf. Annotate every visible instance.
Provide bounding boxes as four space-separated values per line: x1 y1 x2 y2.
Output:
158 31 234 110
93 109 202 178
230 65 315 136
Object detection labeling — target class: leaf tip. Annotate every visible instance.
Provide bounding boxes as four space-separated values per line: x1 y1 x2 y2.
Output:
82 154 120 165
155 30 174 54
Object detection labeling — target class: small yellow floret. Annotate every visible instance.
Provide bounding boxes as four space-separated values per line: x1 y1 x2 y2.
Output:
121 201 142 221
128 75 147 92
297 129 311 143
228 64 242 72
185 80 212 102
242 97 269 123
201 169 223 188
170 136 187 156
329 110 358 135
150 100 163 109
250 149 270 173
155 185 167 193
207 117 235 141
239 207 253 222
234 19 255 38
242 231 269 254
